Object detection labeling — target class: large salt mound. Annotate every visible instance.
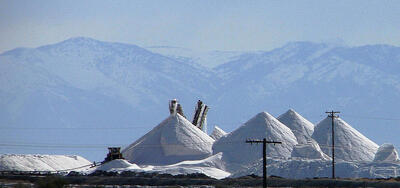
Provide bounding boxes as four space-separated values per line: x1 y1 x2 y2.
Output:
89 153 230 179
210 126 227 140
96 159 141 171
231 158 400 179
122 114 214 165
373 143 399 163
147 152 230 179
0 154 91 171
162 152 227 170
312 117 379 161
291 139 331 160
212 112 298 171
277 109 314 144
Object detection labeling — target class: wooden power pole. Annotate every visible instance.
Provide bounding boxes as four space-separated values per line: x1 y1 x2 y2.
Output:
325 110 340 179
246 138 282 188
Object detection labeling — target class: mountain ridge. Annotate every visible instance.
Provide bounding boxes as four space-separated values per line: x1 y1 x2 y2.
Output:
2 37 400 161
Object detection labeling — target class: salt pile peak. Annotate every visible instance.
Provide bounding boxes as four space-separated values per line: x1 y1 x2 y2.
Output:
277 109 314 144
312 117 379 161
122 114 214 165
212 112 298 171
373 143 399 163
291 139 331 160
210 126 227 140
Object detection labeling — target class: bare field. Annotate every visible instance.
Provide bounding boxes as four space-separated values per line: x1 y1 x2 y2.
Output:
2 173 400 188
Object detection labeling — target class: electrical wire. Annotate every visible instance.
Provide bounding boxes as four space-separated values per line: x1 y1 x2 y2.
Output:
1 113 400 131
340 114 400 121
2 114 400 162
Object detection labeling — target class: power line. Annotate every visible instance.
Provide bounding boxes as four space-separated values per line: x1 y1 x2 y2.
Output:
326 110 339 179
2 113 400 131
246 138 282 188
340 114 400 121
0 140 254 149
0 116 397 130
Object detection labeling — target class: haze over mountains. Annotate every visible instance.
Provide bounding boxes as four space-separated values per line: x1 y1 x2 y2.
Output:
1 37 400 161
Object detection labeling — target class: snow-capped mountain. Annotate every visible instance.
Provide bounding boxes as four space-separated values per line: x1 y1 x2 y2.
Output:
2 37 400 162
210 42 400 154
312 117 379 161
0 37 218 161
146 46 254 68
277 109 314 144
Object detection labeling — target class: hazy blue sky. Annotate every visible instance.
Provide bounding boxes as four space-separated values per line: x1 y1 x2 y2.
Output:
1 0 399 53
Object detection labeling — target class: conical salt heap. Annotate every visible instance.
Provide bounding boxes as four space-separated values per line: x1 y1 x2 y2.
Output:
213 112 298 171
277 109 314 144
373 143 399 163
210 126 227 140
291 139 331 160
312 117 378 161
122 114 214 165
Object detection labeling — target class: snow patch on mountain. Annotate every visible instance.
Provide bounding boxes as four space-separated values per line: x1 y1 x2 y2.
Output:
0 154 91 171
277 109 314 144
212 112 298 172
146 46 251 68
122 114 214 165
210 126 227 140
312 117 379 161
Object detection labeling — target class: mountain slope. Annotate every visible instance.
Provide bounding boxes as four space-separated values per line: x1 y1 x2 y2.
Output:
145 46 254 68
211 42 400 151
0 37 218 161
2 38 400 162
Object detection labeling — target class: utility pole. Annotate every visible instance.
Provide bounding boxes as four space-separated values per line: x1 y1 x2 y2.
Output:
246 138 282 188
325 110 340 179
